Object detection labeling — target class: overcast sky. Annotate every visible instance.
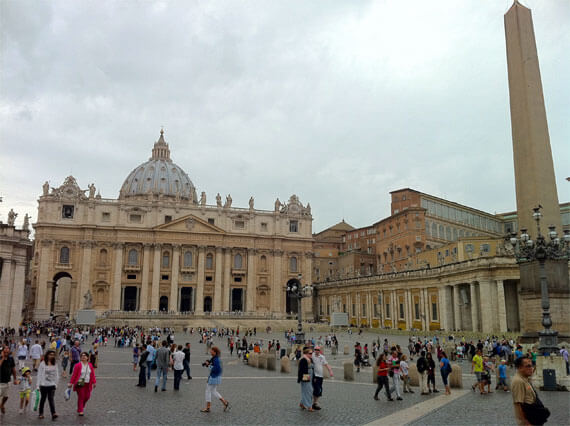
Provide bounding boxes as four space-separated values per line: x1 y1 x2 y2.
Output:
1 0 568 234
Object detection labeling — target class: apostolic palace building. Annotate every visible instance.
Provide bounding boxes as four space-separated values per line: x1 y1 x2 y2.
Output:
29 131 313 320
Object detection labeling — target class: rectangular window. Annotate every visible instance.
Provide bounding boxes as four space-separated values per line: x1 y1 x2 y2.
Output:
480 244 490 253
161 274 169 280
62 205 74 219
235 220 245 229
208 218 215 225
385 303 391 318
352 304 356 316
432 303 438 321
343 304 346 313
127 274 137 280
234 277 242 283
399 303 405 319
129 214 142 223
362 303 366 316
289 220 298 232
164 215 172 223
102 212 111 222
414 303 420 320
205 276 213 282
261 222 268 231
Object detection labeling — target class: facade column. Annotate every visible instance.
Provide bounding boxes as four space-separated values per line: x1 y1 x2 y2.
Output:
438 287 448 330
496 280 508 332
246 248 256 312
367 292 372 325
404 290 411 330
9 260 26 328
195 246 205 314
452 285 462 331
222 248 231 312
170 245 180 312
140 244 151 311
213 247 223 312
0 259 14 325
424 288 431 329
271 250 283 313
470 282 480 332
391 291 398 329
35 240 53 314
111 243 123 311
151 244 161 311
479 280 493 333
78 241 93 312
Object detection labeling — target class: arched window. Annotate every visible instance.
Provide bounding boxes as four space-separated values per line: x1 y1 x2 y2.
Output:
59 247 70 264
206 253 213 269
290 256 298 272
234 253 243 269
162 251 170 268
99 249 108 266
183 251 193 268
260 255 267 272
128 249 138 266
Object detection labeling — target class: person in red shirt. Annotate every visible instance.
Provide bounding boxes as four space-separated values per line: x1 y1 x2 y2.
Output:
374 354 393 401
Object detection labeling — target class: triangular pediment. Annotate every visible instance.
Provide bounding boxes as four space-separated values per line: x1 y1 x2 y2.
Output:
154 214 225 234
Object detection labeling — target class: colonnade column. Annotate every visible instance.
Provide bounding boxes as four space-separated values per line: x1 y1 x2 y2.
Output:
452 285 462 331
391 291 398 329
9 260 26 328
78 241 93 311
438 287 448 330
496 280 508 332
0 259 14 325
470 282 479 332
404 290 411 330
479 280 493 333
246 248 256 312
213 247 223 312
140 244 151 311
271 250 283 313
111 243 123 311
151 244 161 311
222 248 231 311
170 245 180 312
195 246 205 313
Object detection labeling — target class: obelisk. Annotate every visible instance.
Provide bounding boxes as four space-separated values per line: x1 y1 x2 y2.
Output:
504 1 561 232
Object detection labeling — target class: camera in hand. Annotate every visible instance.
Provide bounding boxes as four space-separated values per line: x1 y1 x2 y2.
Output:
202 361 209 367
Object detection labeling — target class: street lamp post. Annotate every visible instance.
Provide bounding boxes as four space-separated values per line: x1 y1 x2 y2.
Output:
508 206 570 354
287 274 313 345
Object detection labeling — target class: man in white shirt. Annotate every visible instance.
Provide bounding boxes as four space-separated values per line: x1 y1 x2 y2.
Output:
311 346 333 410
30 341 43 371
172 345 185 391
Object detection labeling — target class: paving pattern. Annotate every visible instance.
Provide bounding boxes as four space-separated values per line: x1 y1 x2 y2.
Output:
1 329 568 425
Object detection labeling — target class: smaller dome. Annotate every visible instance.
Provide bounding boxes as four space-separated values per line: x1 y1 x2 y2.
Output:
119 130 198 202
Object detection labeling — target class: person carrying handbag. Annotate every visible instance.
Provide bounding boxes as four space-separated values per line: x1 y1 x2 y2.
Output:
297 347 314 411
68 352 96 416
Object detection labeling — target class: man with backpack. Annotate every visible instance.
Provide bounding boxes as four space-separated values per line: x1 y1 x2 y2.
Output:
417 351 429 395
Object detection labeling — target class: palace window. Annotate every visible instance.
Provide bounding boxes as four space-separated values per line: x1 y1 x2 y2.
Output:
362 303 366 316
128 249 138 266
414 303 420 320
99 249 108 266
385 303 391 319
164 215 172 223
289 220 298 233
59 247 70 264
261 222 268 231
206 253 213 269
208 218 215 225
289 257 298 272
162 251 170 268
235 220 245 229
480 244 490 253
129 214 142 223
399 303 405 319
432 303 438 321
259 255 267 272
183 251 193 268
62 205 74 219
102 212 111 222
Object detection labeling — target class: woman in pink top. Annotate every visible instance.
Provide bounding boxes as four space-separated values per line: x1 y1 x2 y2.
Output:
68 352 96 416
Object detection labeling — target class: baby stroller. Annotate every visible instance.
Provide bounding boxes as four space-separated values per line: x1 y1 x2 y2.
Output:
361 353 372 367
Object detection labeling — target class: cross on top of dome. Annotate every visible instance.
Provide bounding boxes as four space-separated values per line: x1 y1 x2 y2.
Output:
150 128 171 161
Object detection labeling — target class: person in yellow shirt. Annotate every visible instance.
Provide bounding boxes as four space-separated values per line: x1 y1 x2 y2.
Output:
471 349 485 394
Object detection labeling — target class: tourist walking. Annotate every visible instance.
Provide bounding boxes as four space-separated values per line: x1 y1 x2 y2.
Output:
30 341 43 371
183 343 192 380
146 342 156 380
132 344 139 371
16 341 28 370
471 349 485 394
154 340 170 392
439 351 451 395
512 356 550 426
172 345 185 391
201 346 230 413
37 350 59 420
18 367 33 414
136 346 149 387
311 346 333 410
374 354 393 401
69 340 81 375
426 352 438 393
400 354 413 393
0 345 18 415
388 349 402 400
68 352 97 416
297 347 314 411
497 359 509 392
417 351 429 395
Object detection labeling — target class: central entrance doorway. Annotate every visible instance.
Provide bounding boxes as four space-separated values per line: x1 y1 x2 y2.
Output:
180 287 193 312
231 288 244 311
203 296 212 312
123 286 138 311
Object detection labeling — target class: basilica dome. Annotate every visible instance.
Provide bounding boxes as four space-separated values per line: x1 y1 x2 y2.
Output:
119 130 198 203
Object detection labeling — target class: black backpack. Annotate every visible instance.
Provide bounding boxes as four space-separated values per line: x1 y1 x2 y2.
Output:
417 357 427 373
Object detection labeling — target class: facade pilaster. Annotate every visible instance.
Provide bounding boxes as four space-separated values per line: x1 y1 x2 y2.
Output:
222 248 231 311
151 244 161 311
246 248 256 312
9 261 26 328
140 244 151 311
111 243 123 310
170 245 180 312
214 247 223 311
36 240 53 313
196 246 205 313
78 241 93 311
271 250 283 313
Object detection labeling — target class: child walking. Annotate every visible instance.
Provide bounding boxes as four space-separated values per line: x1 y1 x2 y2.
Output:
19 367 33 414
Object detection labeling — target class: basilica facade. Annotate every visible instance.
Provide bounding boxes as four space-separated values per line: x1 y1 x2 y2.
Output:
31 131 313 320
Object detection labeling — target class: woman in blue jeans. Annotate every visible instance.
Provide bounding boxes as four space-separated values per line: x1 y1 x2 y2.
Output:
439 351 451 395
